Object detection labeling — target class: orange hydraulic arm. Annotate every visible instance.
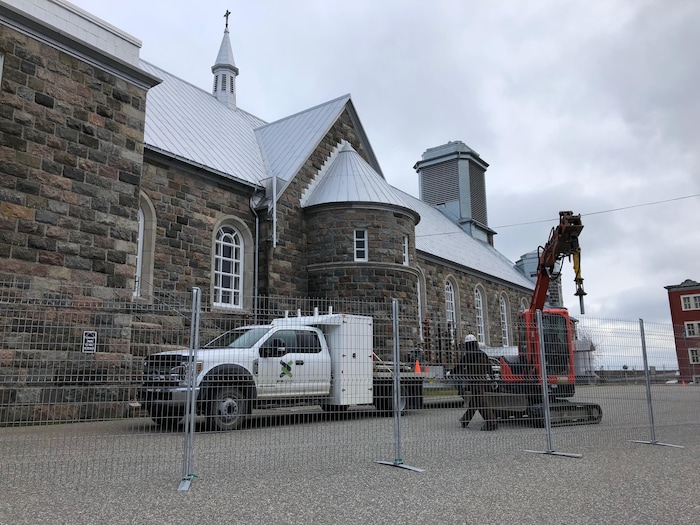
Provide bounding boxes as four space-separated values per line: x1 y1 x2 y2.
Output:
530 211 587 313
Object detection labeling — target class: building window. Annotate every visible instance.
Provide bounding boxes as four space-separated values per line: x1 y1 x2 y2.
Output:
230 78 235 93
214 225 243 308
689 348 700 365
134 194 156 299
417 279 423 342
681 294 700 311
134 207 144 297
221 74 227 92
475 288 485 345
354 230 368 261
213 74 218 92
403 235 409 266
500 295 510 346
685 322 700 338
445 281 456 343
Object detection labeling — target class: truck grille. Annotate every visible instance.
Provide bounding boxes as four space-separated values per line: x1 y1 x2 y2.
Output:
142 355 186 387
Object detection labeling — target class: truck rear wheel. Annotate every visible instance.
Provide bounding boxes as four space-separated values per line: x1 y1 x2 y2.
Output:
208 387 249 431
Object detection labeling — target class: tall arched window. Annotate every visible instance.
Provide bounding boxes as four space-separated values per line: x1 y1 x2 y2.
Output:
445 280 456 343
134 193 156 299
475 287 485 345
134 207 144 297
500 295 510 346
214 225 243 308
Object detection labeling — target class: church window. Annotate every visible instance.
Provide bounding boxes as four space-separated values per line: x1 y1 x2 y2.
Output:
214 225 243 308
354 230 368 261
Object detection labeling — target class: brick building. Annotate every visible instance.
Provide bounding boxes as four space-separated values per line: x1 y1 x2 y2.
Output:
1 1 535 358
665 279 700 383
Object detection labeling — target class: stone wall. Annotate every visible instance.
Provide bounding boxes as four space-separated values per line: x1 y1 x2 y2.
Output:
264 109 368 297
418 257 530 347
0 23 149 291
139 155 258 302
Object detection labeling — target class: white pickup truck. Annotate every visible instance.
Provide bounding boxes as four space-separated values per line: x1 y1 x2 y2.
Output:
138 313 424 430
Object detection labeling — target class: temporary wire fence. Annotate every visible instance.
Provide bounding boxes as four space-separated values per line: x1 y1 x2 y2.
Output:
1 281 698 490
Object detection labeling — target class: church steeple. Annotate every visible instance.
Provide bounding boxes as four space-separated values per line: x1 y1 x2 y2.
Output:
211 9 239 109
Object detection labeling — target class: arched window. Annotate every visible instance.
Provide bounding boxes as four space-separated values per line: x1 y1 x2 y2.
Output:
475 287 486 345
134 207 144 297
500 295 510 346
445 280 456 343
214 225 243 308
417 269 428 343
520 297 529 312
134 193 155 298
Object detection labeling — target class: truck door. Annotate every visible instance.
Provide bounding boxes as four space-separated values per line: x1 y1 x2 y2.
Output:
257 329 331 397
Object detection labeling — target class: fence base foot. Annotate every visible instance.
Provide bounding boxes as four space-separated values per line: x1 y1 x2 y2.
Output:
375 460 424 472
178 474 197 492
630 440 684 448
525 449 582 458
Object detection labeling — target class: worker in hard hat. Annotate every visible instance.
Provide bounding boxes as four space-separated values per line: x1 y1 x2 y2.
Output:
454 334 498 431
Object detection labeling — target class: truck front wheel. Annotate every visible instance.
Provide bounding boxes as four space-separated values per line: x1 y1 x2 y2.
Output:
208 387 250 431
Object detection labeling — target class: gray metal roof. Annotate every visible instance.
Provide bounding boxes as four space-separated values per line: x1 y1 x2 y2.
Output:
139 58 529 289
139 60 267 187
401 191 534 290
255 94 352 198
213 28 237 71
301 141 413 213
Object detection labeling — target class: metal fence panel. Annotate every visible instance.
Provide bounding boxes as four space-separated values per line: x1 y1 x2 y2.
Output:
2 281 699 489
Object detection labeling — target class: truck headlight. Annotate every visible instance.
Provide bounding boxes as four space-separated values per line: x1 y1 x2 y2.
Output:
170 362 202 384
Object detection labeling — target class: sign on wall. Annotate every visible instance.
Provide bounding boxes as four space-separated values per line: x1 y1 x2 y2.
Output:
82 331 98 353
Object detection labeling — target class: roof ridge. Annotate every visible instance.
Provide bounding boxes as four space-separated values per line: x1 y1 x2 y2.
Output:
255 93 351 130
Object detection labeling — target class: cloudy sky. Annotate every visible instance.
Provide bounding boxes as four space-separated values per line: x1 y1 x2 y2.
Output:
70 0 699 327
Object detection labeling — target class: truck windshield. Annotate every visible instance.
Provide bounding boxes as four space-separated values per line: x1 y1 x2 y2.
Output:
204 327 270 349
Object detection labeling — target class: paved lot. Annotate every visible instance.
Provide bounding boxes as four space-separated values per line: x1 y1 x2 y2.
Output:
1 385 699 524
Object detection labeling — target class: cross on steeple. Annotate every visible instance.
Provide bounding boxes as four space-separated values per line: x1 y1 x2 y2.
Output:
224 9 231 29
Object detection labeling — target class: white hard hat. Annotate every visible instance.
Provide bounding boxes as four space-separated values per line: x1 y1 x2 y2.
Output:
464 334 477 343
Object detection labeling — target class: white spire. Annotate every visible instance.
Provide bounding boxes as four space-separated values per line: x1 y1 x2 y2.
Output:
211 10 239 109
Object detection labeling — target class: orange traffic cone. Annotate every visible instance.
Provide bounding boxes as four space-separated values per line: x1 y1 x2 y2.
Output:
682 380 686 387
414 360 421 373
424 365 430 374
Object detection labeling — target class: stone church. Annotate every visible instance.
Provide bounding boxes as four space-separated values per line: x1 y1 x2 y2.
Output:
1 0 534 358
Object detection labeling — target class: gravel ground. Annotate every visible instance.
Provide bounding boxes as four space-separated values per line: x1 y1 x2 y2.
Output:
2 386 699 525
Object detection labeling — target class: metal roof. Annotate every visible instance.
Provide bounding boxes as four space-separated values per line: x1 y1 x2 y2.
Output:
402 191 534 290
255 94 352 197
139 60 267 187
138 58 528 289
301 141 413 213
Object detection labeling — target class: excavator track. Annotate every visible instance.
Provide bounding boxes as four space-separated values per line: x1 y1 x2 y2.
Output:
527 401 603 427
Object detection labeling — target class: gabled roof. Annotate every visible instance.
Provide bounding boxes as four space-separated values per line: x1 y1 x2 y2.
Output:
401 191 534 290
139 60 266 187
139 57 528 289
302 142 415 219
255 95 382 198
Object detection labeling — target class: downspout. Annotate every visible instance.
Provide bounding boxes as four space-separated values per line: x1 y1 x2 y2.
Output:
272 175 277 248
250 191 263 324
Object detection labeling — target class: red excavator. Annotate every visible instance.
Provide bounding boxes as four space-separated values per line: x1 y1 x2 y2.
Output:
491 211 602 426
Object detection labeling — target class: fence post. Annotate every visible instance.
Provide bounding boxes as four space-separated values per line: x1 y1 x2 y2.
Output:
375 299 423 472
525 309 581 458
179 287 201 491
631 318 683 448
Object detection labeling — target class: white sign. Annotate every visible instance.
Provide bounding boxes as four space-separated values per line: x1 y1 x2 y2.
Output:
82 331 97 353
